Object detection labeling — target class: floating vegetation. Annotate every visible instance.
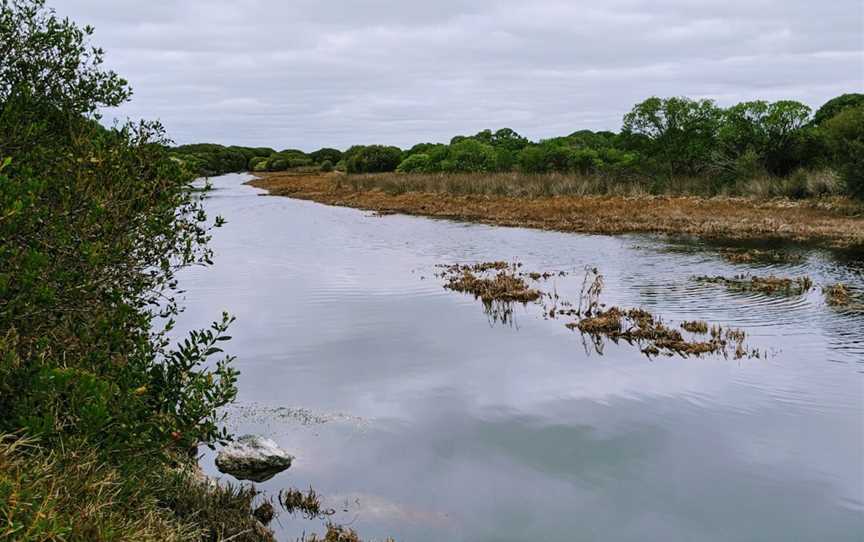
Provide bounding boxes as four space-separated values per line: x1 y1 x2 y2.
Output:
435 261 761 359
279 487 334 519
436 262 543 324
694 274 813 295
681 320 709 334
720 249 802 264
823 283 851 306
568 307 755 359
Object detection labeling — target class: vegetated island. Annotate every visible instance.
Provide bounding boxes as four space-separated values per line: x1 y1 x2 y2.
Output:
248 170 864 247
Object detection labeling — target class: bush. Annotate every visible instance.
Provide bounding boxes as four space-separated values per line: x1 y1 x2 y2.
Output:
309 147 342 164
823 105 864 198
447 139 497 172
345 145 403 173
266 157 289 171
319 159 334 172
0 1 244 537
813 93 864 126
397 153 432 173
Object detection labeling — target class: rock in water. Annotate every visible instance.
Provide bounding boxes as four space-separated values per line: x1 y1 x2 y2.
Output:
215 435 294 482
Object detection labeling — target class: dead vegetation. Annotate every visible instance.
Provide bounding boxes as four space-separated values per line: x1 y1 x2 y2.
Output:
435 262 761 359
568 307 754 359
249 172 864 247
719 249 803 264
694 274 813 295
681 320 709 334
823 283 851 306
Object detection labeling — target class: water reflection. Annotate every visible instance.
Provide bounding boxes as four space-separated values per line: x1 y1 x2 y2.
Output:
177 174 864 541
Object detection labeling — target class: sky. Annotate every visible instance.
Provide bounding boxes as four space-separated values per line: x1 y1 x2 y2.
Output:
56 0 864 151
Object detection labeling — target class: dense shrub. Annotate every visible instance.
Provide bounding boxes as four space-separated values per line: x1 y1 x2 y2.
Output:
813 93 864 126
397 153 432 173
0 1 248 538
823 105 864 198
309 147 342 164
319 159 334 172
345 145 403 173
445 139 497 172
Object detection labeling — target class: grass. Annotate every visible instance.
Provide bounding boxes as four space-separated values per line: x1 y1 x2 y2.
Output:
822 283 851 306
0 435 273 542
278 487 332 519
249 172 864 247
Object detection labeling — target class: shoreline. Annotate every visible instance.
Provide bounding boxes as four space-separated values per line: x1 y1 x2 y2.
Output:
247 172 864 248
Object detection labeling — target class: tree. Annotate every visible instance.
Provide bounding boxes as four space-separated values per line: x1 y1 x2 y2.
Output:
446 139 497 172
823 105 864 198
813 93 864 126
491 128 530 151
622 96 722 177
718 100 813 176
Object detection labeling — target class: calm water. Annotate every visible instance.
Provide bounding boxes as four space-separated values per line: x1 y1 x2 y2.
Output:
178 174 864 541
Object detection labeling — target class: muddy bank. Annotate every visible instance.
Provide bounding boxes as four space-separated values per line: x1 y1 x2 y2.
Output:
247 172 864 247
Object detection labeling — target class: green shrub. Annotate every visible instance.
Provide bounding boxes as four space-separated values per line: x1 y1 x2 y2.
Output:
813 93 864 126
824 105 864 198
346 145 403 173
266 157 289 171
0 0 238 468
319 159 334 172
309 147 342 164
448 139 497 172
397 153 432 173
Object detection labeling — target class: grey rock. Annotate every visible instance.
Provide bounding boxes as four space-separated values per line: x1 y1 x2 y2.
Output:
215 434 293 482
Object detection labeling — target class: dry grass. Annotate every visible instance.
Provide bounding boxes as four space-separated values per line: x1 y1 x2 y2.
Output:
436 262 542 304
823 283 852 307
694 274 814 295
249 172 864 247
681 320 709 334
719 249 802 264
0 435 274 542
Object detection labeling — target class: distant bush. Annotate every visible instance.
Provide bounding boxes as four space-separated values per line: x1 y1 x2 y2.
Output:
397 153 432 173
447 139 497 172
346 145 403 173
249 156 269 171
319 159 334 172
267 157 289 171
309 147 342 164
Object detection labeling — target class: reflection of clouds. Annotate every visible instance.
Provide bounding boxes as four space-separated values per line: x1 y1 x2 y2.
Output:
180 176 862 541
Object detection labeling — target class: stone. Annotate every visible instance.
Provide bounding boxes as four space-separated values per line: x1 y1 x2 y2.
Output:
215 434 293 482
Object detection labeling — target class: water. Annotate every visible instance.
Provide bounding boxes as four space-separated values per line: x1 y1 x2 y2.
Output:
177 174 864 541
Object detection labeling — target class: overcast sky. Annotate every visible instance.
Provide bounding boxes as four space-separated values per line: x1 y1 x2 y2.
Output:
56 0 863 151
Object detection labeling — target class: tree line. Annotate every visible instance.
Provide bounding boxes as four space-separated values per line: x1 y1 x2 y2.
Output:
174 93 863 198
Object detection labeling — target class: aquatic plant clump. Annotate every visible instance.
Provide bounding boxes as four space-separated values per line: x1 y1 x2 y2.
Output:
823 283 851 306
435 262 760 359
720 249 803 264
568 308 754 359
437 263 542 304
694 274 814 295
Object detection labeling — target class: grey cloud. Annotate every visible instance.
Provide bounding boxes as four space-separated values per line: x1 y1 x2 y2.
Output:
56 0 864 150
